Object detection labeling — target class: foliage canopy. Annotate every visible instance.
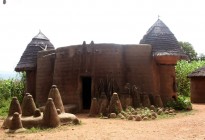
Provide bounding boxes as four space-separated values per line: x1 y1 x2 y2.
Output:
175 60 205 96
179 41 197 61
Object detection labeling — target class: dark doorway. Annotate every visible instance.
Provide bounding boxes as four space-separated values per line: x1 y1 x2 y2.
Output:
82 77 92 109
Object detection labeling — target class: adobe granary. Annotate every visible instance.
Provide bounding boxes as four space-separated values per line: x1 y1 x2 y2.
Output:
188 66 205 103
15 31 55 100
15 19 187 113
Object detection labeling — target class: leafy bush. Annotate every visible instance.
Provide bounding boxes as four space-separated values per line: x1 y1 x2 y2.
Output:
175 60 205 96
166 95 192 110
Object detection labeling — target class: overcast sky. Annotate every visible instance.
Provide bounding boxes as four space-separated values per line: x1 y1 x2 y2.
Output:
0 0 205 72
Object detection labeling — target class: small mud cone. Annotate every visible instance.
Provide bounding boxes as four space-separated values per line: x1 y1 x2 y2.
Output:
142 94 151 108
8 97 22 116
21 93 30 108
98 92 107 107
22 95 36 117
48 85 65 113
99 93 109 116
2 97 22 129
43 98 60 128
109 93 122 114
154 95 163 107
9 112 23 130
89 98 99 117
99 101 108 116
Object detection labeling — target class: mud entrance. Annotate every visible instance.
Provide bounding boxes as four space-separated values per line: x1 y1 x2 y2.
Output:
82 77 92 109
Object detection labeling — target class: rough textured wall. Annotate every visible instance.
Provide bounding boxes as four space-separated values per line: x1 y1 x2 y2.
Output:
36 50 55 106
93 44 124 92
52 44 124 111
123 45 159 95
190 78 205 103
49 43 160 111
158 64 177 103
53 45 82 107
26 70 36 100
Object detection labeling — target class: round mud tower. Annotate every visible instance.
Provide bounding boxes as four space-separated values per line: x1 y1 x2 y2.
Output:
9 112 23 130
142 94 151 108
22 95 36 116
89 98 99 117
8 97 22 116
43 98 60 128
109 93 122 114
154 95 164 107
48 85 65 113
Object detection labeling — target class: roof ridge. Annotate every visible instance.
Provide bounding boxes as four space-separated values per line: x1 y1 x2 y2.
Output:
33 31 49 40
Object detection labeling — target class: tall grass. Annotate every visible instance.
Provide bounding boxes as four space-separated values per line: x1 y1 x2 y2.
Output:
0 72 25 117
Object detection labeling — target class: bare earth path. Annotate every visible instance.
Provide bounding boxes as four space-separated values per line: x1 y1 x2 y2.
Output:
1 104 205 140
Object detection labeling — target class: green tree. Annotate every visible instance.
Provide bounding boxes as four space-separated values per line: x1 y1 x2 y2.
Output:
198 53 205 61
179 41 197 61
175 60 205 96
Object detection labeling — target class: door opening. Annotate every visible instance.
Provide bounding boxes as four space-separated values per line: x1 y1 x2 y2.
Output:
82 77 92 109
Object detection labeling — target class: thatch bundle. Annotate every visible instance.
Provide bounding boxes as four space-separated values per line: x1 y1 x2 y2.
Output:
22 95 36 116
42 98 60 128
48 85 65 113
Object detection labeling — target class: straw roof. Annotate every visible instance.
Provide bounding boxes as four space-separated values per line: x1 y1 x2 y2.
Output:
15 31 54 72
140 19 187 58
188 66 205 78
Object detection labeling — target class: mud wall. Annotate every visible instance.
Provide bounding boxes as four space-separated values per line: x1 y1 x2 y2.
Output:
39 43 161 111
123 44 159 95
190 77 205 103
158 64 177 103
26 70 36 101
52 45 82 107
52 44 125 111
36 50 56 106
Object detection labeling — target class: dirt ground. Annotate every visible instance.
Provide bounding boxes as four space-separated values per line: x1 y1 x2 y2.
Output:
1 104 205 140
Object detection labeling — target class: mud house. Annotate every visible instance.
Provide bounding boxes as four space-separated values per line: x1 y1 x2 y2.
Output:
15 19 187 112
188 66 205 103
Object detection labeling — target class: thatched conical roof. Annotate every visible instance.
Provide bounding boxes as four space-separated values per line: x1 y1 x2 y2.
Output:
15 31 54 72
188 66 205 78
140 19 187 58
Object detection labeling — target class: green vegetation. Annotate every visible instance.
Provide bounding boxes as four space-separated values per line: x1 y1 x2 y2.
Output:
173 60 205 110
166 95 192 110
179 41 197 61
0 72 25 117
175 60 205 97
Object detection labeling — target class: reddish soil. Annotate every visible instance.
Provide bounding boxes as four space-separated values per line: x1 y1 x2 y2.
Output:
1 104 205 140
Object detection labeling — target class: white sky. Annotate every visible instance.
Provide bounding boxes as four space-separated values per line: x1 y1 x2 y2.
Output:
0 0 205 72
